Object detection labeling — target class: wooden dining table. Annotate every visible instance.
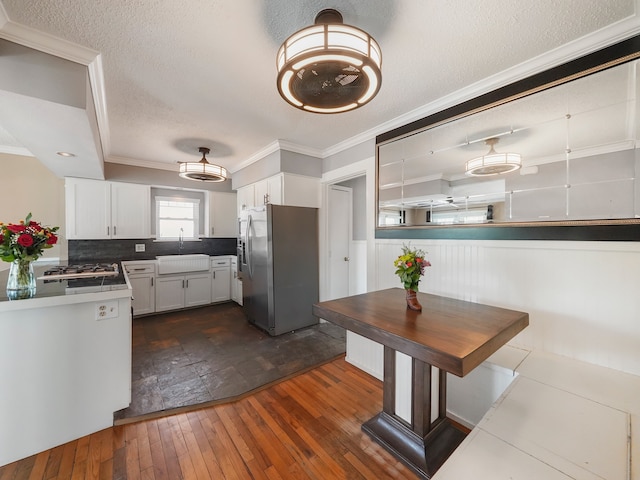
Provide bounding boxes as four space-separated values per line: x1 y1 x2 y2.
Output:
313 288 529 479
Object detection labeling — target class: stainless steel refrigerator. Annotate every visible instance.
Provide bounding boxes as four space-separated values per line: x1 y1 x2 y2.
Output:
240 204 319 336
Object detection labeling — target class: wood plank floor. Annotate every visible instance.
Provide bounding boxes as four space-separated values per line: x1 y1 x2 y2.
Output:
0 358 418 479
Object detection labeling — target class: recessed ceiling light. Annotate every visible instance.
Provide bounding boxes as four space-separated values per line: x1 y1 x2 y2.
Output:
56 151 76 157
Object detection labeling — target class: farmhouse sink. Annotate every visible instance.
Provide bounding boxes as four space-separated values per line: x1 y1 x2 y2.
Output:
156 254 210 274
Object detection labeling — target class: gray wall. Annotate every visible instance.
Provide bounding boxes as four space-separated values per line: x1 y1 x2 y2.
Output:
231 148 323 189
105 162 234 192
337 176 367 241
322 138 375 173
0 39 87 108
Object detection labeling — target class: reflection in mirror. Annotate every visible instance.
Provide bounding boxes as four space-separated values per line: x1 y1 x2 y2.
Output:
377 59 639 228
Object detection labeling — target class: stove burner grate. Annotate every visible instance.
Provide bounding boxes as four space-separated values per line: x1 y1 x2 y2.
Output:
40 263 119 281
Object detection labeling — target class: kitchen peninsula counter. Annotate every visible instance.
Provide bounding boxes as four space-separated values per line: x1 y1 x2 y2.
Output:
0 263 130 311
0 262 133 467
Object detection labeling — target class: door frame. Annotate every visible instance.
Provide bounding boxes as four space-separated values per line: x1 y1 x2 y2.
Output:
319 157 376 302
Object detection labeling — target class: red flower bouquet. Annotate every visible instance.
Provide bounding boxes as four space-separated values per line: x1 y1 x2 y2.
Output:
0 213 59 263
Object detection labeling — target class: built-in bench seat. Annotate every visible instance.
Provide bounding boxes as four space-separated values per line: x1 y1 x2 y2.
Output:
434 347 640 479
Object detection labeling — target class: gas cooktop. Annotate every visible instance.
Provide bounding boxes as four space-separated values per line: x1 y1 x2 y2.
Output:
39 263 120 281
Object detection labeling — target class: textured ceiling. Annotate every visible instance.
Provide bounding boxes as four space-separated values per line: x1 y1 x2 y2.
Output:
0 0 638 177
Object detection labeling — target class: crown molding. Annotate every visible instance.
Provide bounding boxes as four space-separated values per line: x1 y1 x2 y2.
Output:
276 139 323 158
0 11 112 163
0 17 99 65
230 139 323 174
0 145 33 157
106 155 178 172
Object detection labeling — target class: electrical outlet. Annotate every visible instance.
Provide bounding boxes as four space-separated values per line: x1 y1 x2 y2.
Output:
96 300 119 320
135 243 145 252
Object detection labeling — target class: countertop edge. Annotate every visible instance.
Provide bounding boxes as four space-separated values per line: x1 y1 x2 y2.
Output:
0 287 132 313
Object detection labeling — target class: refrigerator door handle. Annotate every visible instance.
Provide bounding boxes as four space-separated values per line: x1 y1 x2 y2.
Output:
246 214 253 277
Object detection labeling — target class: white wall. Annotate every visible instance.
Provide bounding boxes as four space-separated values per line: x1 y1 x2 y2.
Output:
0 153 67 269
375 238 640 376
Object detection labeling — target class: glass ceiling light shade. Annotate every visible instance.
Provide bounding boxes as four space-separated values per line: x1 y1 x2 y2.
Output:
276 9 382 114
465 138 522 176
179 147 227 182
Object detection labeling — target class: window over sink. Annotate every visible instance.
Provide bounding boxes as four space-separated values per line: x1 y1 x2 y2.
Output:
150 186 206 240
155 197 200 240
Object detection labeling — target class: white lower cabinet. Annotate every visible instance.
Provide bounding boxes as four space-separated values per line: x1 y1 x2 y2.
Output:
123 261 156 316
211 257 231 303
155 272 212 312
231 256 242 305
129 275 155 315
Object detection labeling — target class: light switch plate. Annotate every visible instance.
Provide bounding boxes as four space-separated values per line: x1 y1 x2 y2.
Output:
135 243 145 252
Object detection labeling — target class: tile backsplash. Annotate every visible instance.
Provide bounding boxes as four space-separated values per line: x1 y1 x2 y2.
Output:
68 238 237 264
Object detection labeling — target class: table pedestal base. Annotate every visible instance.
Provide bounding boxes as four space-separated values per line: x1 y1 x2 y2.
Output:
362 412 467 479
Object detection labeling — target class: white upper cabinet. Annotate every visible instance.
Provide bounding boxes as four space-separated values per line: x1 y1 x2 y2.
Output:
65 178 110 239
110 182 151 239
237 173 320 213
207 192 237 237
65 178 150 239
237 183 255 212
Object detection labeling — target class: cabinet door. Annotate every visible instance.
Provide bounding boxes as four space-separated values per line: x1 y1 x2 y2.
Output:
209 192 238 237
237 184 255 211
254 180 269 206
212 267 231 302
266 175 283 205
230 258 239 303
65 178 111 239
155 276 185 312
129 275 155 316
185 273 212 307
111 182 150 239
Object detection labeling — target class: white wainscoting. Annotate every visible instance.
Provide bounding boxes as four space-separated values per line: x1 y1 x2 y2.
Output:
376 238 640 376
345 238 640 425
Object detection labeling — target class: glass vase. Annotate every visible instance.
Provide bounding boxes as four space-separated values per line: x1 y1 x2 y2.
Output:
6 259 36 300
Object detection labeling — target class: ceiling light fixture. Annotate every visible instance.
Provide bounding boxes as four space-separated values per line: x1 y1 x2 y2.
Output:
465 138 522 176
276 8 382 114
178 147 227 182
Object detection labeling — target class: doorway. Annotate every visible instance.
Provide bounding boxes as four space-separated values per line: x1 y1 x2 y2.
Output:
327 175 367 300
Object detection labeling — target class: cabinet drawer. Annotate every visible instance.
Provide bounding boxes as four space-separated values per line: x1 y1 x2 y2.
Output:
124 263 156 275
211 258 231 267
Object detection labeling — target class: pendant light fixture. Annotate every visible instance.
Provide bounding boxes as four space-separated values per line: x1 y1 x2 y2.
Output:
465 138 522 176
178 147 227 182
276 9 382 114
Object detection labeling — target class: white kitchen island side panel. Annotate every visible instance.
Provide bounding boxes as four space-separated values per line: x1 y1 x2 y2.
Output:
0 294 131 466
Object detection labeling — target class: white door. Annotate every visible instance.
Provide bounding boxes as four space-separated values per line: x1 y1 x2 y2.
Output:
328 185 352 300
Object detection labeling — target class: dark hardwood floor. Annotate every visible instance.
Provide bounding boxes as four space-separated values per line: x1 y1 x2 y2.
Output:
0 358 418 479
116 302 347 422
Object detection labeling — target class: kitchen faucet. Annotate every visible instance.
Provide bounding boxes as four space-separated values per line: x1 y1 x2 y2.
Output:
178 228 184 254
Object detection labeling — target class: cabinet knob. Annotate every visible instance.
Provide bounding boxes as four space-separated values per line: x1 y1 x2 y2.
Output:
344 257 350 262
